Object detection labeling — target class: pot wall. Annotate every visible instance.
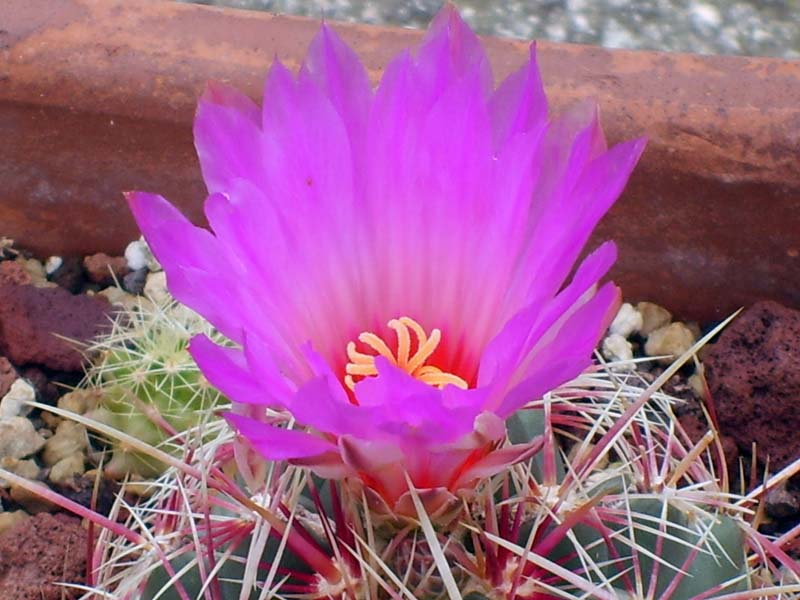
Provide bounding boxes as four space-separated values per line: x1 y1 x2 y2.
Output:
1 0 799 321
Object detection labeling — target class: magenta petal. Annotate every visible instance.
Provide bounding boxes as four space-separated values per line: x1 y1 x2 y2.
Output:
450 440 542 490
241 332 298 403
355 357 481 443
188 335 266 405
273 353 484 446
287 375 371 437
489 43 547 150
415 4 492 100
496 282 620 416
480 241 619 387
126 192 225 280
126 192 209 256
194 84 264 195
128 6 647 504
304 24 371 152
260 59 357 237
224 412 336 460
126 193 246 341
201 80 260 123
527 101 606 225
520 140 645 313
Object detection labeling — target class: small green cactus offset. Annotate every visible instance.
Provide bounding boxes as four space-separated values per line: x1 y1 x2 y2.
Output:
84 298 228 478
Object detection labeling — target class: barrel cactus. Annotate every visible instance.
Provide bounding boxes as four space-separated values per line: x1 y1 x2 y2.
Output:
78 351 798 600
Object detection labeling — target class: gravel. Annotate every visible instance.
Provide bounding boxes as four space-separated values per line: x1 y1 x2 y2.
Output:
180 0 800 58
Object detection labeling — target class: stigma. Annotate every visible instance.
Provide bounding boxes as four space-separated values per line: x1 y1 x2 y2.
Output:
344 316 468 391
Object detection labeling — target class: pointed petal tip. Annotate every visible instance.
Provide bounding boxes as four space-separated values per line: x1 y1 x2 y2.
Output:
125 191 169 225
201 79 225 103
428 2 476 43
596 239 619 262
223 411 338 460
311 22 332 48
196 80 261 126
123 189 146 206
124 191 147 226
186 332 214 358
200 80 245 108
632 135 649 156
606 134 649 173
437 2 463 23
598 281 624 333
318 21 335 38
264 57 294 92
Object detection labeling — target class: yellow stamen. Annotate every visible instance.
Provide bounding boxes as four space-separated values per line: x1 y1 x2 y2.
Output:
344 316 468 392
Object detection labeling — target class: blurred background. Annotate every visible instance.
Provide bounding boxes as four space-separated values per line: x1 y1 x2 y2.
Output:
182 0 800 58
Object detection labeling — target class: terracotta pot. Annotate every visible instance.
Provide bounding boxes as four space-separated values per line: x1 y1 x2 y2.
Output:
1 0 798 321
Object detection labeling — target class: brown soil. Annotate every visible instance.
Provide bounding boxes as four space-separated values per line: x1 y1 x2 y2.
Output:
0 512 87 599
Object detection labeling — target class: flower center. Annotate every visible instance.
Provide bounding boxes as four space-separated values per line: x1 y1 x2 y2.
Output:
344 316 468 391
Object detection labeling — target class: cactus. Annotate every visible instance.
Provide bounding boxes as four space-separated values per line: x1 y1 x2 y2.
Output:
4 301 781 597
83 298 228 478
68 337 800 600
609 498 747 598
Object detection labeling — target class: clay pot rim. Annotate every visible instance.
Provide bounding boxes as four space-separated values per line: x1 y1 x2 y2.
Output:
1 0 799 320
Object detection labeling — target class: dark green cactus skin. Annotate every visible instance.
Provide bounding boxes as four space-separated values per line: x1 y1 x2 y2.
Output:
608 498 747 598
142 536 316 600
506 409 749 600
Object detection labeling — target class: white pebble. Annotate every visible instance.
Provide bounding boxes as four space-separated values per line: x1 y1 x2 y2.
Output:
0 458 40 489
97 286 141 311
42 421 87 467
44 256 63 275
0 379 35 418
602 334 634 362
609 303 643 338
644 322 696 365
689 3 722 29
48 453 86 484
125 239 149 271
0 417 46 460
125 238 161 272
144 271 170 304
637 302 672 337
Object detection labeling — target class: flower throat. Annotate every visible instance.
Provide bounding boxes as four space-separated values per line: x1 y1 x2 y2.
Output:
344 316 468 391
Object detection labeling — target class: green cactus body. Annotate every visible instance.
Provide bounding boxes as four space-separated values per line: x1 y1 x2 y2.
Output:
141 531 319 600
86 301 228 478
607 497 748 599
78 307 795 599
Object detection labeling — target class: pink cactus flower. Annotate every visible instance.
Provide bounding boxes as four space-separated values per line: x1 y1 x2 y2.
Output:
128 6 645 513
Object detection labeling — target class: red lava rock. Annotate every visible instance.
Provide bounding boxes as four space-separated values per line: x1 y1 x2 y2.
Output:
0 356 18 398
0 260 32 286
0 512 86 599
704 300 800 470
0 283 111 372
764 482 800 520
49 256 85 294
83 252 129 286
